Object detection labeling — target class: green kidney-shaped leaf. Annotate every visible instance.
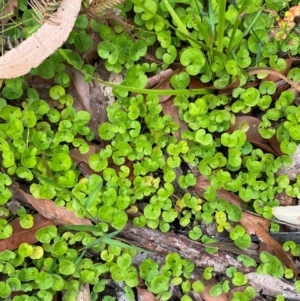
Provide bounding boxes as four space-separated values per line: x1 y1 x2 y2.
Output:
129 40 147 61
51 153 72 171
170 72 190 89
97 41 119 64
74 32 93 52
149 275 169 294
6 119 24 139
225 59 240 76
32 131 52 150
2 79 23 99
20 109 37 128
125 65 148 88
21 148 37 168
0 282 11 298
88 154 108 172
180 48 205 75
37 59 56 79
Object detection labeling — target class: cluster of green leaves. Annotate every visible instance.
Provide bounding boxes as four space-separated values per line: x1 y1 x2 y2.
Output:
140 253 203 301
202 266 255 300
128 0 300 90
1 0 41 45
2 0 300 300
94 15 157 77
258 77 300 155
174 90 298 214
257 251 285 278
0 84 98 231
0 223 141 301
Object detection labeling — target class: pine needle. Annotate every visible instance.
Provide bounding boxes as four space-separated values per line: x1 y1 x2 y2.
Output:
86 0 126 17
29 0 61 25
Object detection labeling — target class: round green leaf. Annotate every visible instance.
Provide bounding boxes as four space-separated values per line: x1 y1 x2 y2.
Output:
97 41 119 64
74 32 93 52
6 119 23 139
117 253 132 270
51 153 72 171
37 58 55 79
180 48 205 75
129 40 147 61
149 275 169 294
170 72 190 89
144 204 161 220
19 214 34 229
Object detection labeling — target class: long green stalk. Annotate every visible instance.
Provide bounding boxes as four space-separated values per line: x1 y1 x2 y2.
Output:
227 0 248 54
161 0 198 48
58 48 214 96
217 0 226 52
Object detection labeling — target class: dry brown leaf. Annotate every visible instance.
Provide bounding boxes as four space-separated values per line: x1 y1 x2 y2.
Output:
136 287 158 301
67 67 92 113
70 146 99 177
153 67 184 103
195 176 244 207
14 187 92 226
0 214 56 251
274 192 296 206
70 145 99 165
228 116 278 156
68 68 121 141
146 69 173 88
146 68 198 139
0 0 81 78
188 76 213 90
161 96 188 140
268 134 284 156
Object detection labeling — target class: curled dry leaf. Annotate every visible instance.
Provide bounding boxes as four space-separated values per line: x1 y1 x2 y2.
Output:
153 67 183 103
272 205 300 225
268 134 284 156
162 96 188 140
152 68 189 139
0 214 56 251
0 0 82 78
68 68 122 141
14 187 92 226
146 69 173 88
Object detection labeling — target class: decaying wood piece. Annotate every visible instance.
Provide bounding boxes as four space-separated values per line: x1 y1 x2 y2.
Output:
0 0 81 78
246 273 300 300
120 220 254 274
